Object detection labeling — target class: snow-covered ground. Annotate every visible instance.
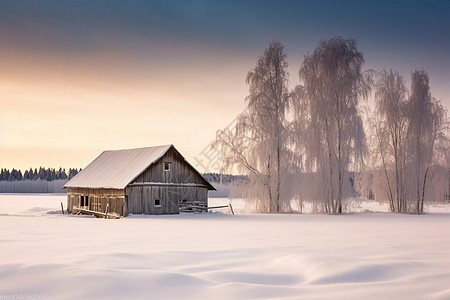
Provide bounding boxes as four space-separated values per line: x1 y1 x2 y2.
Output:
1 194 449 299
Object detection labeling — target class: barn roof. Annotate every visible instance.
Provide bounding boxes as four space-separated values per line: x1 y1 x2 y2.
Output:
64 145 214 190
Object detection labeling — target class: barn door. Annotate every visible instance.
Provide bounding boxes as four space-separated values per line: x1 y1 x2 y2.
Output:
152 187 163 214
80 195 89 209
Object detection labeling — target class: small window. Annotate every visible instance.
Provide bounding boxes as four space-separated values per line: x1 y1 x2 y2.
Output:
154 199 161 207
163 162 171 172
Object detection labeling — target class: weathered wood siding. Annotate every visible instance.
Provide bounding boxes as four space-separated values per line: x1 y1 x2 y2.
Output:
67 187 126 216
125 186 173 215
125 185 207 215
133 147 207 185
125 149 209 215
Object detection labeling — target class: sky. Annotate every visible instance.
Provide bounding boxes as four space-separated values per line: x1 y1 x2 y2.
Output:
0 0 449 172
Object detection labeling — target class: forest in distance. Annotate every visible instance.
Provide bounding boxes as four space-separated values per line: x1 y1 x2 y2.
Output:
0 170 236 183
214 36 450 215
0 168 81 193
0 167 81 182
0 170 240 194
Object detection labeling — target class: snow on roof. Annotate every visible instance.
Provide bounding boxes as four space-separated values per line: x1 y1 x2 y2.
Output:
64 145 173 189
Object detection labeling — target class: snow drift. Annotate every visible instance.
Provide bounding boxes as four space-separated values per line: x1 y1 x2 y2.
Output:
0 194 449 299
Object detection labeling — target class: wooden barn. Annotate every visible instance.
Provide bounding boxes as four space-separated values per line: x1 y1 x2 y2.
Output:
64 145 215 216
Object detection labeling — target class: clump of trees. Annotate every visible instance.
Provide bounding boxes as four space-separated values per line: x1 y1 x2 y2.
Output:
215 36 449 214
367 69 449 213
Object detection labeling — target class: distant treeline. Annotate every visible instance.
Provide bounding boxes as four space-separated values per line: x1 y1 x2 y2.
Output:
0 169 245 195
202 173 247 184
203 173 247 198
0 169 238 183
0 168 81 182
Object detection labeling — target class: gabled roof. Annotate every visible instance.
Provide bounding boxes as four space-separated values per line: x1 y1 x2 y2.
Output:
64 145 214 190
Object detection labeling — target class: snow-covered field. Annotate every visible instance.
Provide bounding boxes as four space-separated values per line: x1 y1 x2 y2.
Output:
1 194 450 300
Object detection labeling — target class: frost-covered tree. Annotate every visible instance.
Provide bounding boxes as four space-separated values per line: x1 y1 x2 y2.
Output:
368 69 449 213
214 41 292 212
406 70 449 213
372 69 409 212
296 37 372 214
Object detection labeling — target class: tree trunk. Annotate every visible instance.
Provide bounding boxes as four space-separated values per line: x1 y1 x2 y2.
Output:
267 158 273 213
377 124 396 212
420 166 429 214
276 143 281 212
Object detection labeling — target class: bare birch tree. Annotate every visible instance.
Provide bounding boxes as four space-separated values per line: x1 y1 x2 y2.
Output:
296 37 372 214
372 69 409 212
407 69 449 213
214 41 292 213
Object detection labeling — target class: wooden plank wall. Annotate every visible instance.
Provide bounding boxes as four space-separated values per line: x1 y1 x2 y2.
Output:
125 147 209 215
133 147 207 185
67 187 126 216
125 185 207 215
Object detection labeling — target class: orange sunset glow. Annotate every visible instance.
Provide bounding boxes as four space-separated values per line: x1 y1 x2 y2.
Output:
0 1 449 172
